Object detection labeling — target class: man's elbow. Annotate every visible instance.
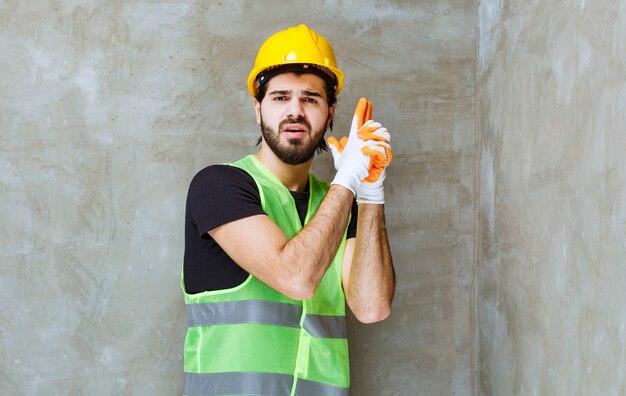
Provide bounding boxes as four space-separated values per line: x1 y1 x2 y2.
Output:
280 276 318 301
353 305 392 324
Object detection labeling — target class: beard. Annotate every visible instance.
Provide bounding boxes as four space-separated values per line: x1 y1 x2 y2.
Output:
260 115 327 165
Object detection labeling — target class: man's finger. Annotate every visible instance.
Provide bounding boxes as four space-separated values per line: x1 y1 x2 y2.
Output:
327 136 344 154
339 136 348 150
354 97 368 128
383 145 393 166
361 145 388 183
365 100 372 124
358 127 390 143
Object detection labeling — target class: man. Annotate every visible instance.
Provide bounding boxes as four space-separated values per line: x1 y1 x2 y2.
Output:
182 24 394 396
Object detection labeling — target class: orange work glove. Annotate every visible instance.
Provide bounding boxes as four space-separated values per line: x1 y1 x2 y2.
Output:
328 98 379 194
328 97 392 204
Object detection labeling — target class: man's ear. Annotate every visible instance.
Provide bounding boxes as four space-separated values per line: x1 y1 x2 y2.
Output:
253 99 261 125
326 103 336 129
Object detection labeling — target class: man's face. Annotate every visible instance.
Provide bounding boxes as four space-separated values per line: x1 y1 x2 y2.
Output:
254 72 334 165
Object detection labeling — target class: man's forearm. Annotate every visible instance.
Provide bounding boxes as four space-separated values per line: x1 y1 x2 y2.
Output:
279 185 353 298
346 204 395 323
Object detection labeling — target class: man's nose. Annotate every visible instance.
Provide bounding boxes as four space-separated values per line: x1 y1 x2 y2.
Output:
286 97 305 119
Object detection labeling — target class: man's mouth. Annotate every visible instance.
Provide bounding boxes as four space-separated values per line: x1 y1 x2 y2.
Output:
281 123 308 138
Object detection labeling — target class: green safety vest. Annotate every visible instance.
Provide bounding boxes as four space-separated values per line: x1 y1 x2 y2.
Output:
182 155 350 396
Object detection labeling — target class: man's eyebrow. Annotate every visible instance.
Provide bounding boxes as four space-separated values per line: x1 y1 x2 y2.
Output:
268 89 323 98
268 90 291 96
302 90 323 98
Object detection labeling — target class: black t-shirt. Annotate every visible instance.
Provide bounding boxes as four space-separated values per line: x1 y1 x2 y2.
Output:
184 164 358 294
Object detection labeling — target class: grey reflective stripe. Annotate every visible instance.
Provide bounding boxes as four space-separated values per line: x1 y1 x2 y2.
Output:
303 314 347 339
296 378 350 396
186 300 302 328
184 372 293 396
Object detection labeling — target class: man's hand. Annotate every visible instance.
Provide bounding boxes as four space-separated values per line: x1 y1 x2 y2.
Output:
328 97 393 204
356 142 392 204
328 98 388 194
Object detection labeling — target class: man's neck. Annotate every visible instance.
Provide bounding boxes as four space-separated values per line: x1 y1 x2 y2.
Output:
255 149 312 192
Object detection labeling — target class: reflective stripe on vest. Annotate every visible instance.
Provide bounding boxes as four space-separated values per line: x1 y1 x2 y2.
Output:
184 372 291 396
186 300 347 339
295 378 350 396
184 372 349 396
186 300 301 328
303 314 347 339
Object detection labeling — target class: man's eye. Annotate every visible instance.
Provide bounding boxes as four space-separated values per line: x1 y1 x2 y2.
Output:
304 97 318 103
273 96 287 101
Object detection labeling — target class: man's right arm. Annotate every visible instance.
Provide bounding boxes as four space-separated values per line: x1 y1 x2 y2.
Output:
207 98 385 300
209 184 353 300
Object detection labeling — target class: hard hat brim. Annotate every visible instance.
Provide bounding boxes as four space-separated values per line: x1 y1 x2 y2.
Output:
250 63 343 98
248 63 344 97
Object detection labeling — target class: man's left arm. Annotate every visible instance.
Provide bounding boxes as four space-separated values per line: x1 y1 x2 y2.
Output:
328 97 395 323
342 204 395 323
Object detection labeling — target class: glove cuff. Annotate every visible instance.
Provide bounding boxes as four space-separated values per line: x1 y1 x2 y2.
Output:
331 168 361 196
356 184 385 204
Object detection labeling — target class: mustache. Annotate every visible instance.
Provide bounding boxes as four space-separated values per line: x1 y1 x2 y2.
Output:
279 117 311 132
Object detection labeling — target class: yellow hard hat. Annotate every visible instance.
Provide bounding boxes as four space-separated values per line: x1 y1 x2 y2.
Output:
247 24 344 97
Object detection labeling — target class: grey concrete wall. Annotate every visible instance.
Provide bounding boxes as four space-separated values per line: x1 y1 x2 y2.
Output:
477 1 626 395
342 1 477 394
1 1 477 395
